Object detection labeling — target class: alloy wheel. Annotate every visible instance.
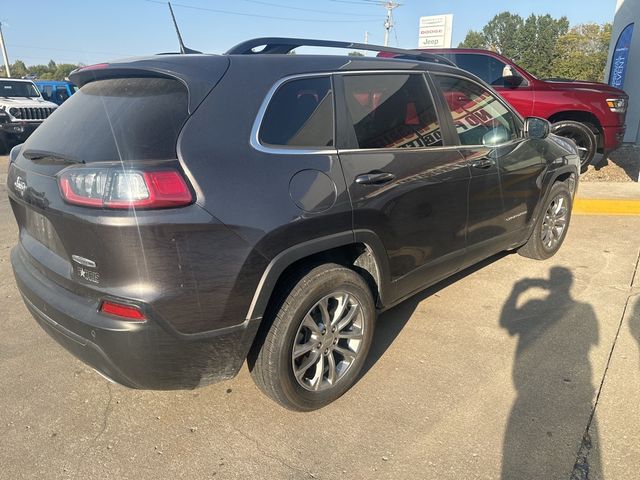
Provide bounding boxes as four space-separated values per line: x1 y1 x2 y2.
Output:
291 292 364 392
541 194 569 250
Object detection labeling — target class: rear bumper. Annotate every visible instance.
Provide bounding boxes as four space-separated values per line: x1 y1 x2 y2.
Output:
12 245 260 390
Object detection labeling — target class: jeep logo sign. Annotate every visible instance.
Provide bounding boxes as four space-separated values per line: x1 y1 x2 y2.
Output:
14 176 26 196
418 14 453 49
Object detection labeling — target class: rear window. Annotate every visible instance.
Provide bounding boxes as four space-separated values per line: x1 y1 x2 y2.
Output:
23 77 188 162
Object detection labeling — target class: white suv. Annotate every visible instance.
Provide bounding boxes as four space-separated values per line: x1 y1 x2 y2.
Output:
0 78 58 153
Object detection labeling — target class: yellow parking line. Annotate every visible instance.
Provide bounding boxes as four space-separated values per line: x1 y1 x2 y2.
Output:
573 198 640 215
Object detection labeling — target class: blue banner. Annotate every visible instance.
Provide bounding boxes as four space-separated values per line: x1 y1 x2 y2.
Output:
610 23 634 89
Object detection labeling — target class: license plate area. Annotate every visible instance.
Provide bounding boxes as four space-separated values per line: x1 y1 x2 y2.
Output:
24 208 67 258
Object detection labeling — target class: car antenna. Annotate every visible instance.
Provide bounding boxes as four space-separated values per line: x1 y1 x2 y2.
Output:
167 2 201 54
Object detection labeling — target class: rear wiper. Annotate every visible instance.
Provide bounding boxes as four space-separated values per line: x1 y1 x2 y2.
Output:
22 149 84 164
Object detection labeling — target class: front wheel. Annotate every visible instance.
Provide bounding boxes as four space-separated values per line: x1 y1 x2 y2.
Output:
518 181 573 260
249 264 375 411
551 120 597 171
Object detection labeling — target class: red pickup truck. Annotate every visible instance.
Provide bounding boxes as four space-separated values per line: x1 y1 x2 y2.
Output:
420 49 628 169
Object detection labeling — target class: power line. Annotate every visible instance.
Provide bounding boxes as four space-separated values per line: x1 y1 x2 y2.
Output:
236 0 379 17
7 44 131 57
328 0 381 5
143 0 379 23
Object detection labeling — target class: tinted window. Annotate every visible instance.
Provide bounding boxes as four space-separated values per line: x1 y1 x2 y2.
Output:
56 86 70 103
41 85 53 101
435 75 518 146
23 78 188 162
343 74 442 149
0 80 40 97
260 77 333 148
454 53 508 85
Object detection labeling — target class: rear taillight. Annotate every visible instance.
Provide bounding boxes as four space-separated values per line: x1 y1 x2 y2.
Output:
100 300 145 321
59 167 193 209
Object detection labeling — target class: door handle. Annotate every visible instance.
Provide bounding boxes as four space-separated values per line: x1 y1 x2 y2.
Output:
470 158 495 169
355 171 396 185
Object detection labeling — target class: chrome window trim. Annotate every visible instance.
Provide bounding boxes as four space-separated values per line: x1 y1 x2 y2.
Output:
250 69 441 155
431 71 525 149
250 72 338 155
336 145 461 154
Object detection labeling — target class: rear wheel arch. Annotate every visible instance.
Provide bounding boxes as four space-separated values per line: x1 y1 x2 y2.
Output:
246 231 390 323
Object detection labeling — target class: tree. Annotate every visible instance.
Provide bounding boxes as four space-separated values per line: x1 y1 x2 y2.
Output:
482 12 525 61
348 51 364 57
52 63 78 80
551 23 612 81
459 30 485 49
456 12 593 79
0 59 81 80
9 60 27 78
518 14 569 79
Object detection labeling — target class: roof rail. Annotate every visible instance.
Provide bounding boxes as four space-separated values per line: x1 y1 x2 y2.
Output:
225 37 455 67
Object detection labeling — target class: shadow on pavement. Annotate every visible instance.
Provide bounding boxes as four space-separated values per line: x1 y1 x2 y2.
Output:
499 267 602 480
601 146 640 181
360 252 508 378
630 296 640 369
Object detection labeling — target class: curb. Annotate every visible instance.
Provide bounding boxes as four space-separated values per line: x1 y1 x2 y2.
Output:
573 198 640 216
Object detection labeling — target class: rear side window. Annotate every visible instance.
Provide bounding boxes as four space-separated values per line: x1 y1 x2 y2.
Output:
435 75 518 146
23 77 188 162
342 73 443 149
259 76 334 148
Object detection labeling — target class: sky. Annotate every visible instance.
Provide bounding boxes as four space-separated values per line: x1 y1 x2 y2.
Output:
0 0 619 66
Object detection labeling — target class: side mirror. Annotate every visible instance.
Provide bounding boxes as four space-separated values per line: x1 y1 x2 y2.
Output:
482 125 510 146
524 117 550 140
503 74 524 88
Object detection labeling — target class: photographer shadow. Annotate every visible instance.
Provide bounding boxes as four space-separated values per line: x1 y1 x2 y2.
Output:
500 267 602 480
630 296 640 369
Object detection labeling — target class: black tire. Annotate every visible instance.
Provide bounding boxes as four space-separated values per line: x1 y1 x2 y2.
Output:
550 120 597 172
518 181 573 260
249 263 375 411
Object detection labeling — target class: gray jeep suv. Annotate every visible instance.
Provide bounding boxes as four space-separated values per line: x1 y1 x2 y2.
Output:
8 38 580 410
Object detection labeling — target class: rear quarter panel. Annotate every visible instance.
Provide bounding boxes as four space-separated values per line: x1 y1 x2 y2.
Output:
177 56 355 319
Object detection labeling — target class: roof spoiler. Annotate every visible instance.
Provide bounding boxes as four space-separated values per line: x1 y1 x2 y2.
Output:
225 37 455 66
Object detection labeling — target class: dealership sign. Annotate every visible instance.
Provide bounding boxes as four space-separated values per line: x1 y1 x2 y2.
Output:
418 14 453 48
609 23 634 89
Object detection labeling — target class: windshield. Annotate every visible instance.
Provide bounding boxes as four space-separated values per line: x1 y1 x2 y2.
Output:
0 80 40 98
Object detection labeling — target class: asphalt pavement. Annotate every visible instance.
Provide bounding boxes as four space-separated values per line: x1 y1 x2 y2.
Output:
1 156 639 479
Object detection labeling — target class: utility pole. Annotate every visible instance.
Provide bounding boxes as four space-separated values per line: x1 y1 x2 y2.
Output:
364 31 369 45
0 22 10 77
382 1 400 47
